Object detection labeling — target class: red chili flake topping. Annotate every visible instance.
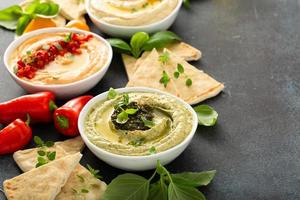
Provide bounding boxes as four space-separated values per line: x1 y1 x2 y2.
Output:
15 33 93 79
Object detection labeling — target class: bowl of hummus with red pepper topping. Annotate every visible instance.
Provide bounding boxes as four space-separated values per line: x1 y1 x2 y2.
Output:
4 28 113 99
86 0 183 37
78 87 198 170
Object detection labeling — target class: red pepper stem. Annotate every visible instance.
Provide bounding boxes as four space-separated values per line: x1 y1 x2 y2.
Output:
25 114 31 126
49 100 58 112
56 115 69 129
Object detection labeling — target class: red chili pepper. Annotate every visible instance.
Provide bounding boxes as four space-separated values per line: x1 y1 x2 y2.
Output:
0 116 32 155
54 95 93 136
0 92 57 124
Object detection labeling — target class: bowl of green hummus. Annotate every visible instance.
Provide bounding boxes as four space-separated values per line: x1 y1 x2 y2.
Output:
78 87 198 170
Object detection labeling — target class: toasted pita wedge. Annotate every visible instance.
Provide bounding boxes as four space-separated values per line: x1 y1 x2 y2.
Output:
13 136 85 172
127 49 179 97
4 153 82 200
13 145 67 172
162 49 224 104
56 165 107 200
49 0 86 20
55 136 85 154
122 42 202 80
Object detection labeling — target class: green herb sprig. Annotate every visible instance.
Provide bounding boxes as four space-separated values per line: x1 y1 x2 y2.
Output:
34 136 56 168
102 160 216 200
159 70 170 88
107 31 181 58
0 0 59 35
87 164 102 179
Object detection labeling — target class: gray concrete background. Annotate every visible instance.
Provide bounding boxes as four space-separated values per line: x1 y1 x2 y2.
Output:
0 0 299 199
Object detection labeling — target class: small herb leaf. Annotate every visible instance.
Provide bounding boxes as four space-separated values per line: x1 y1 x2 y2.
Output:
81 188 89 193
87 164 102 179
45 140 54 147
149 146 157 155
172 170 216 187
37 150 46 156
16 15 32 36
116 111 129 124
159 70 170 88
47 151 56 161
125 108 138 115
142 117 155 128
193 105 218 126
159 52 170 64
186 78 192 87
33 136 44 147
108 88 117 100
177 64 184 73
174 71 180 79
77 175 85 183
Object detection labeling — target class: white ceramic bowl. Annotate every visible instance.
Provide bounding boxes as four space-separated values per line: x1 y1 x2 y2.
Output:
4 28 113 99
78 87 198 171
85 0 183 38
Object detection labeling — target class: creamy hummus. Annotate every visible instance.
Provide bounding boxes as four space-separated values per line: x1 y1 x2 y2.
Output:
90 0 179 26
9 32 109 85
84 92 193 156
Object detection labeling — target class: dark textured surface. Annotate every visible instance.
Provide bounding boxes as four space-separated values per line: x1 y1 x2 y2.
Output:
0 0 300 199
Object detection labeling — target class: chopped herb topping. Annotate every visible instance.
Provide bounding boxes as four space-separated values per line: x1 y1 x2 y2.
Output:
159 51 170 64
128 138 145 147
107 87 117 100
87 164 102 179
63 33 72 42
141 116 155 128
149 146 157 154
186 78 193 87
159 70 170 88
77 175 85 183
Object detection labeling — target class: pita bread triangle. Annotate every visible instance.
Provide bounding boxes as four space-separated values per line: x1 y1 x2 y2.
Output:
13 136 84 172
162 49 224 104
13 145 67 172
56 165 107 200
122 42 202 81
127 49 180 97
4 153 82 200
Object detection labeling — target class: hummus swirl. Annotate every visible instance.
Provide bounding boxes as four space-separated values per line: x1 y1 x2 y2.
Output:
9 32 109 85
90 0 179 26
84 92 193 156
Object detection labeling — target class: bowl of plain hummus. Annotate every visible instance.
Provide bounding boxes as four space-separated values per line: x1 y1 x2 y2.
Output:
86 0 183 38
4 28 113 99
78 87 198 171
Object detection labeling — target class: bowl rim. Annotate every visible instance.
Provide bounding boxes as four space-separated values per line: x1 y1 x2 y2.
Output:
85 0 183 30
78 87 198 160
3 27 113 88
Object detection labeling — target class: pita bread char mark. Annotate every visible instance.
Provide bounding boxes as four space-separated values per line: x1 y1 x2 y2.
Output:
4 153 82 200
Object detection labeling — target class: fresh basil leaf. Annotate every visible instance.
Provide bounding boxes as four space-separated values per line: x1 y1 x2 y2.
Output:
168 182 206 200
25 0 40 14
125 108 138 115
102 174 150 200
172 170 216 187
193 105 218 126
0 5 23 30
107 38 131 54
130 32 150 58
108 87 117 100
34 2 59 17
116 111 129 124
148 180 168 200
16 14 32 36
143 31 181 51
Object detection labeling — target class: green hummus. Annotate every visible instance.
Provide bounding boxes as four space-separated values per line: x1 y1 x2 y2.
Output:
84 92 193 156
